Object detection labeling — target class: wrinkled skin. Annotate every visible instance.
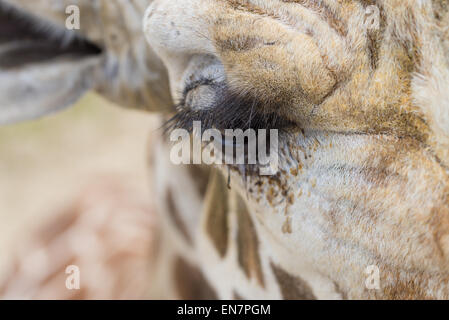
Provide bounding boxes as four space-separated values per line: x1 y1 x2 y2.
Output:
1 0 449 299
143 0 449 299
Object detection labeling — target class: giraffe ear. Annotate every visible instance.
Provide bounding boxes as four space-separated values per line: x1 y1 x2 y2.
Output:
0 0 103 125
0 57 103 125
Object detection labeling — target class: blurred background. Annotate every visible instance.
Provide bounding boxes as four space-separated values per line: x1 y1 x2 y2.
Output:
0 93 160 299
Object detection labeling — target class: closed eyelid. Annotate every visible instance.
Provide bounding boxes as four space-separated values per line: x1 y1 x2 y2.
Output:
167 82 294 134
182 78 217 97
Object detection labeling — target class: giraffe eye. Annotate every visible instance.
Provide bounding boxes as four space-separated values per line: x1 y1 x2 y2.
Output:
176 55 227 111
164 52 294 134
182 77 223 112
166 78 294 135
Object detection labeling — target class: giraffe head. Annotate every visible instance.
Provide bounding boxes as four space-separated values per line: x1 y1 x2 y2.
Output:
0 0 171 124
144 0 449 298
2 0 449 299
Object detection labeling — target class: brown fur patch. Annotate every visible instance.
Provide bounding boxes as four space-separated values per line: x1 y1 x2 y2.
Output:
371 267 435 300
203 170 230 257
173 256 218 299
216 36 276 52
379 281 432 300
333 281 348 300
366 10 385 71
281 0 348 36
235 193 265 287
233 291 246 300
166 189 193 245
186 164 211 198
432 0 449 20
225 0 286 23
270 262 316 300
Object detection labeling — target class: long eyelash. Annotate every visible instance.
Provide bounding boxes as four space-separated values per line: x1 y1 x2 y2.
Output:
163 81 295 189
164 82 293 133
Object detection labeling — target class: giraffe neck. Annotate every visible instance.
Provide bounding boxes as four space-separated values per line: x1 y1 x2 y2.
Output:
148 125 342 299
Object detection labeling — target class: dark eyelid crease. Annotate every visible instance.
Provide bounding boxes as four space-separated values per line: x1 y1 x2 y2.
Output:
183 77 215 94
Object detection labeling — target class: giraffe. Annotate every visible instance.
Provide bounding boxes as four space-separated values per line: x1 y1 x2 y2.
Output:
1 0 449 299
